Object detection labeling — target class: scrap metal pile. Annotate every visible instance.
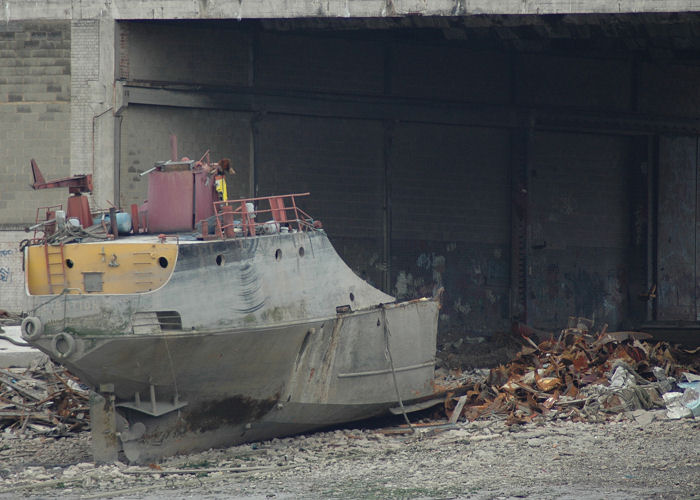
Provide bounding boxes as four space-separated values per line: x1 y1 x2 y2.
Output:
0 361 90 436
440 321 700 425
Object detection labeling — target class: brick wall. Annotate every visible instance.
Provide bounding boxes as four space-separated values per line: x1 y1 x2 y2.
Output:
0 20 70 225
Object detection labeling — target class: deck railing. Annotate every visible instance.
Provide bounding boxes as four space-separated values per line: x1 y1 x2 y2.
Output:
210 193 318 239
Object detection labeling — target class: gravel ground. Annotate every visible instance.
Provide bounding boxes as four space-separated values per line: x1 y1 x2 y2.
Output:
0 411 698 499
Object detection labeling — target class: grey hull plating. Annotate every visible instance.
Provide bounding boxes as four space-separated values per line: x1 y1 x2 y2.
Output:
25 230 439 462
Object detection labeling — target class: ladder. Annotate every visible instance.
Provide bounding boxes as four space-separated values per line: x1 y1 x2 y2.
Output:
44 243 67 294
132 251 155 291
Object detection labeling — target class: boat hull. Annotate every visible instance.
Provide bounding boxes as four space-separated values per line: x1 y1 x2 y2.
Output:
24 230 439 462
30 298 438 462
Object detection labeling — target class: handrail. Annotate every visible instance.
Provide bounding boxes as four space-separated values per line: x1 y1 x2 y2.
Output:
210 193 320 240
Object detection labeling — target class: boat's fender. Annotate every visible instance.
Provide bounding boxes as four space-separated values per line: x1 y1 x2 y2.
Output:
21 316 43 341
51 332 76 359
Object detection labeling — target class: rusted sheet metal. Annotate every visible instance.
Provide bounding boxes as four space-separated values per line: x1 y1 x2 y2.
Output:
440 323 700 425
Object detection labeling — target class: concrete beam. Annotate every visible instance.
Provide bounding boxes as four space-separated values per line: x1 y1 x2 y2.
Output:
122 84 700 134
4 0 700 22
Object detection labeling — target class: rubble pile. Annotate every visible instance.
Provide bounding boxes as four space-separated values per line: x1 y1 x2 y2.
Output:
0 360 90 436
0 309 22 329
441 321 700 425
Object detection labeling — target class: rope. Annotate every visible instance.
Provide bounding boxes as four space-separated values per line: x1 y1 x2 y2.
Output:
28 287 80 315
45 223 110 246
381 307 414 432
162 236 181 406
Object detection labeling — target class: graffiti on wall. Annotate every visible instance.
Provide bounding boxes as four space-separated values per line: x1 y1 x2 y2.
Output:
0 248 13 283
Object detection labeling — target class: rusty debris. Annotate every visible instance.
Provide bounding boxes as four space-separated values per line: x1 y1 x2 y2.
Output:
0 361 90 436
437 320 700 426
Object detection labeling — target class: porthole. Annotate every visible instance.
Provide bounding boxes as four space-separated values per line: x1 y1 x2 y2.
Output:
275 249 282 261
349 292 355 302
65 259 74 268
216 254 224 266
298 247 305 257
158 257 169 268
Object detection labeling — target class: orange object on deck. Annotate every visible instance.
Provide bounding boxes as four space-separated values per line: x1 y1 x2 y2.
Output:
67 195 92 228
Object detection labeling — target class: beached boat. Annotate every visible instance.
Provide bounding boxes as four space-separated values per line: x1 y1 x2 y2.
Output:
20 152 440 463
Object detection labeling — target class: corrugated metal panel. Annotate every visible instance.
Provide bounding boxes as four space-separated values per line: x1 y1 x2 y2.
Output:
391 123 510 243
657 135 698 321
390 123 511 336
528 132 632 329
255 114 386 287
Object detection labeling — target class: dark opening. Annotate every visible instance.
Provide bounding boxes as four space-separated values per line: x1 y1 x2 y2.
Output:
156 310 182 330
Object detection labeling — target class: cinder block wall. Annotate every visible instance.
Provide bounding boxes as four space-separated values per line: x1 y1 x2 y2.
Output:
0 21 70 313
0 21 71 225
0 231 28 313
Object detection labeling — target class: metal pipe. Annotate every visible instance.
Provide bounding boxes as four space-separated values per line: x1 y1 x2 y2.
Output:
170 134 178 162
109 207 118 240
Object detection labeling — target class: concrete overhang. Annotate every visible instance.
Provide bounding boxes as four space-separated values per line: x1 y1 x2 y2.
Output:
4 0 700 21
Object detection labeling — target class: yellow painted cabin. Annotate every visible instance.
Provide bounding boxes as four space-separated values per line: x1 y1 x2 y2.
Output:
26 241 178 295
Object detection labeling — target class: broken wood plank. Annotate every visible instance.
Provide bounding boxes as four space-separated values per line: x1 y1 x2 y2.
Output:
0 373 47 401
449 395 468 424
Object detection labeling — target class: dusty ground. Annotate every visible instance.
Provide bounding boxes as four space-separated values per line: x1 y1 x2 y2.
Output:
0 411 697 499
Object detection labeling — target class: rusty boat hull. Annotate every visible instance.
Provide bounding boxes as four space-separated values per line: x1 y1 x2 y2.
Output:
23 229 439 463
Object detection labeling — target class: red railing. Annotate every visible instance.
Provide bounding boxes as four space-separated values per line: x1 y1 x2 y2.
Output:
210 193 318 239
31 204 63 243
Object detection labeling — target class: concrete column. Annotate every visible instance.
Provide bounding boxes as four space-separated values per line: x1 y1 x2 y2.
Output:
89 389 119 463
70 15 116 208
